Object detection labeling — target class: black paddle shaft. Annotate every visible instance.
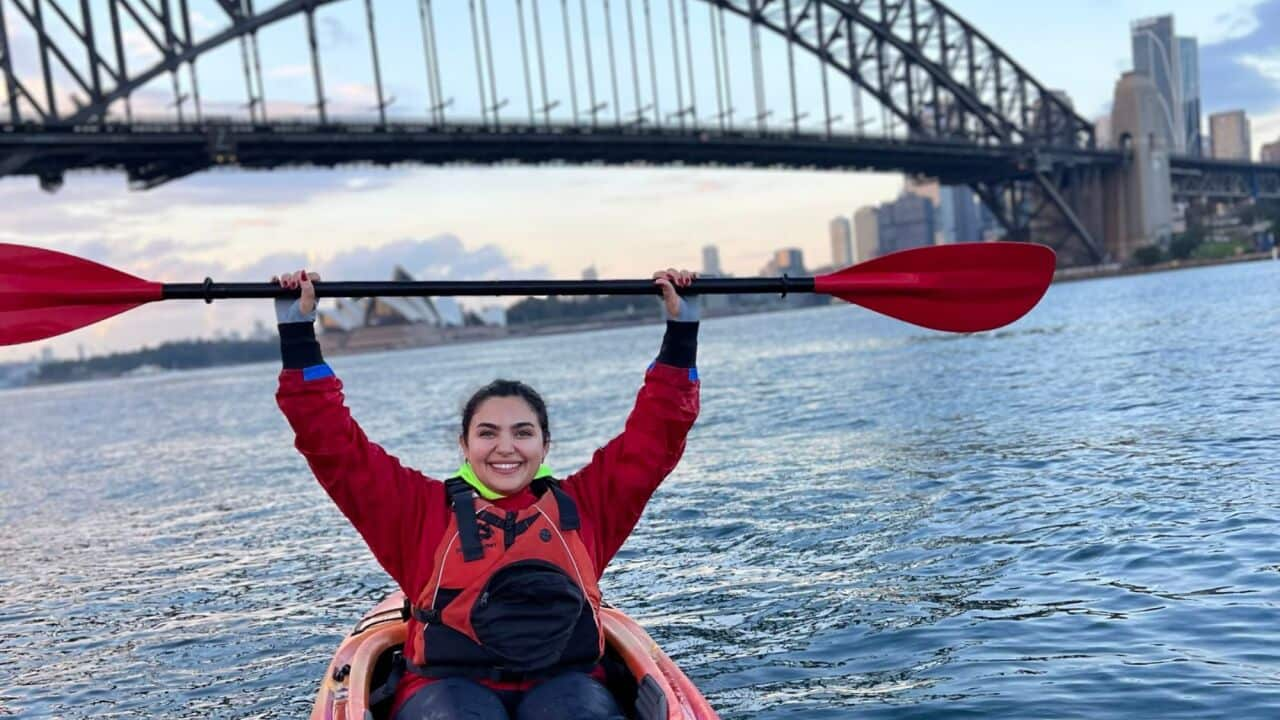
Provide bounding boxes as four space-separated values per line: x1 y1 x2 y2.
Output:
161 277 819 302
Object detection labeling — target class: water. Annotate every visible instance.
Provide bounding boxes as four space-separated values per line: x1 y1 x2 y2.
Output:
2 261 1279 719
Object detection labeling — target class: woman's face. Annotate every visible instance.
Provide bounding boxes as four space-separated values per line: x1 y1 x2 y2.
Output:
460 395 548 496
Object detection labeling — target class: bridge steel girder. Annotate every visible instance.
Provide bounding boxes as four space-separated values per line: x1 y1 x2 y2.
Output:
1169 158 1280 201
0 0 1115 260
708 0 1094 149
0 121 1064 190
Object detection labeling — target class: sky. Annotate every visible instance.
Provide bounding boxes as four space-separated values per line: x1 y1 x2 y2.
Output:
3 0 1280 362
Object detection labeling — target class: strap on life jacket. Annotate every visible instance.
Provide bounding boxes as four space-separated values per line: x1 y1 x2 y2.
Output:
409 476 584 627
441 475 580 564
446 478 485 562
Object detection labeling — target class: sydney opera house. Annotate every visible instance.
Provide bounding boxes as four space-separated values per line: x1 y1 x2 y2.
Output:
316 266 508 354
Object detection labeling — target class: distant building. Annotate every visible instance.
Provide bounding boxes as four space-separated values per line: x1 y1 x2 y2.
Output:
434 297 465 327
853 206 878 262
1178 36 1202 156
582 265 599 281
829 216 853 267
1262 139 1280 164
1210 110 1251 160
701 244 722 276
363 267 442 327
1131 15 1184 152
906 178 979 244
318 297 368 333
761 248 805 276
877 192 935 255
316 264 502 353
977 201 1003 240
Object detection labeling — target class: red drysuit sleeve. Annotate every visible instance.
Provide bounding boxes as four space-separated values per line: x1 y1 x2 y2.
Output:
562 361 700 577
276 368 446 594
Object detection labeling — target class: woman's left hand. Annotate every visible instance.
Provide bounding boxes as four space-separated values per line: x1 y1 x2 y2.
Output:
652 268 699 321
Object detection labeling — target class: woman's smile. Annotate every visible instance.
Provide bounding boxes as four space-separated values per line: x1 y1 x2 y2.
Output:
487 460 525 475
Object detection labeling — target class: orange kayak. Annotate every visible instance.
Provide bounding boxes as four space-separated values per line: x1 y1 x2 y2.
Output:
310 591 719 720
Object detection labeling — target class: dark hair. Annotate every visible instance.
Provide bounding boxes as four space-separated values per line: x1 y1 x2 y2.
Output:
460 379 550 446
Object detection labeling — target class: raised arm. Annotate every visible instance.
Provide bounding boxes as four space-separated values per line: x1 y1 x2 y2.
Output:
272 271 443 592
564 269 702 575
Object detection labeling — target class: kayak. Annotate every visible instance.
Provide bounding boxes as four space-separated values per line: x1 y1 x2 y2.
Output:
310 591 719 720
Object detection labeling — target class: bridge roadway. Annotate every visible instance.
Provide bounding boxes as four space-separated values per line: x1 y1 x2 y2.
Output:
0 119 1124 191
4 120 1275 204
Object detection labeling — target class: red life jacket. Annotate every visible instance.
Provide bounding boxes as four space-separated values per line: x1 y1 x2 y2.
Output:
403 476 605 681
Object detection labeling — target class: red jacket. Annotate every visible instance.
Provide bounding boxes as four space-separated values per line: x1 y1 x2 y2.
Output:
276 361 699 712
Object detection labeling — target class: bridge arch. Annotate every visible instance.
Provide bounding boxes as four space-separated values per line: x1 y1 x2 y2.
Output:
706 0 1092 150
4 0 1093 152
1 0 1110 262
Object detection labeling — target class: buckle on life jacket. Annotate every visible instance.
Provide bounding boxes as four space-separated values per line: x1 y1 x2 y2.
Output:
445 478 485 562
410 604 440 624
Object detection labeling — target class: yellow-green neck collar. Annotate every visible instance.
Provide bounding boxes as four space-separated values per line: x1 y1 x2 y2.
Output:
456 462 555 501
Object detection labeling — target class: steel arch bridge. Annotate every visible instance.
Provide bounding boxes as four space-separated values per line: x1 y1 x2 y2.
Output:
1 0 1276 263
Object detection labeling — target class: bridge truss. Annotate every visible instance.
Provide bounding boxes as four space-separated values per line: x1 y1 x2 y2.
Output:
3 0 1270 263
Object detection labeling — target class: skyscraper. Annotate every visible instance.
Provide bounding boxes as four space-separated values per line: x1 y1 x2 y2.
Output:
701 245 722 276
1178 36 1202 156
905 178 979 244
829 216 853 267
1210 110 1251 160
1131 15 1184 152
853 206 878 262
772 248 805 275
877 193 935 255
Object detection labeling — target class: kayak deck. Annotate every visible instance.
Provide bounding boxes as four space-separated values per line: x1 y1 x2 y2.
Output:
310 591 718 720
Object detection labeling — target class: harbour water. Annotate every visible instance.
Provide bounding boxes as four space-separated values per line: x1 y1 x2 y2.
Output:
2 260 1278 718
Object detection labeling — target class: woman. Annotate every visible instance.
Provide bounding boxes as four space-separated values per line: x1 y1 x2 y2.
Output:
272 268 701 720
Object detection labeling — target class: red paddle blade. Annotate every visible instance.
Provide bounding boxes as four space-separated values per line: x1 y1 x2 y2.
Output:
814 242 1055 332
0 243 163 346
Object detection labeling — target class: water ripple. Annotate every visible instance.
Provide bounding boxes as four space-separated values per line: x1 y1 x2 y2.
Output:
4 262 1280 718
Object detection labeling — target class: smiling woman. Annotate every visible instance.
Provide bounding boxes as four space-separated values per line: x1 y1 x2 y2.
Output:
271 267 703 720
458 382 553 498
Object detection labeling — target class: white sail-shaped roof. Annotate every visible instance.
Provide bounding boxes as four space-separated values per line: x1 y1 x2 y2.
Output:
318 298 369 332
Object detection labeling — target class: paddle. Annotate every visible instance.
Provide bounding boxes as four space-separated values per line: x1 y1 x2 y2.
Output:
0 241 1055 346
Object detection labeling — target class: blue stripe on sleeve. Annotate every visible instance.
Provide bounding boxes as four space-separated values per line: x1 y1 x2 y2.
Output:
688 367 698 382
302 363 334 381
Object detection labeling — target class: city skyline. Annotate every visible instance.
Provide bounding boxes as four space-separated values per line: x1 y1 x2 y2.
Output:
2 0 1280 362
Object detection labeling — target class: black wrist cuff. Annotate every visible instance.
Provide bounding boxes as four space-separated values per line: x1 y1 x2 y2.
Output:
656 320 699 368
278 322 324 369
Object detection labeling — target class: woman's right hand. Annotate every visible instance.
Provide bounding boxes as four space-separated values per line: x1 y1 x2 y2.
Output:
652 268 699 322
271 270 321 323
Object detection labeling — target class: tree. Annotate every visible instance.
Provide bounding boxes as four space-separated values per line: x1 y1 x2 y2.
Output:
1132 245 1164 266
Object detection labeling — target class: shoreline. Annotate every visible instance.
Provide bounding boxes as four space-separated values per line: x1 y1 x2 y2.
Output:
319 301 807 357
7 251 1273 389
1053 250 1273 283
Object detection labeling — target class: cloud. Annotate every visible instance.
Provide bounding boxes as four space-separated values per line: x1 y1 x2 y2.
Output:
321 235 552 282
1199 0 1280 114
1207 3 1268 43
